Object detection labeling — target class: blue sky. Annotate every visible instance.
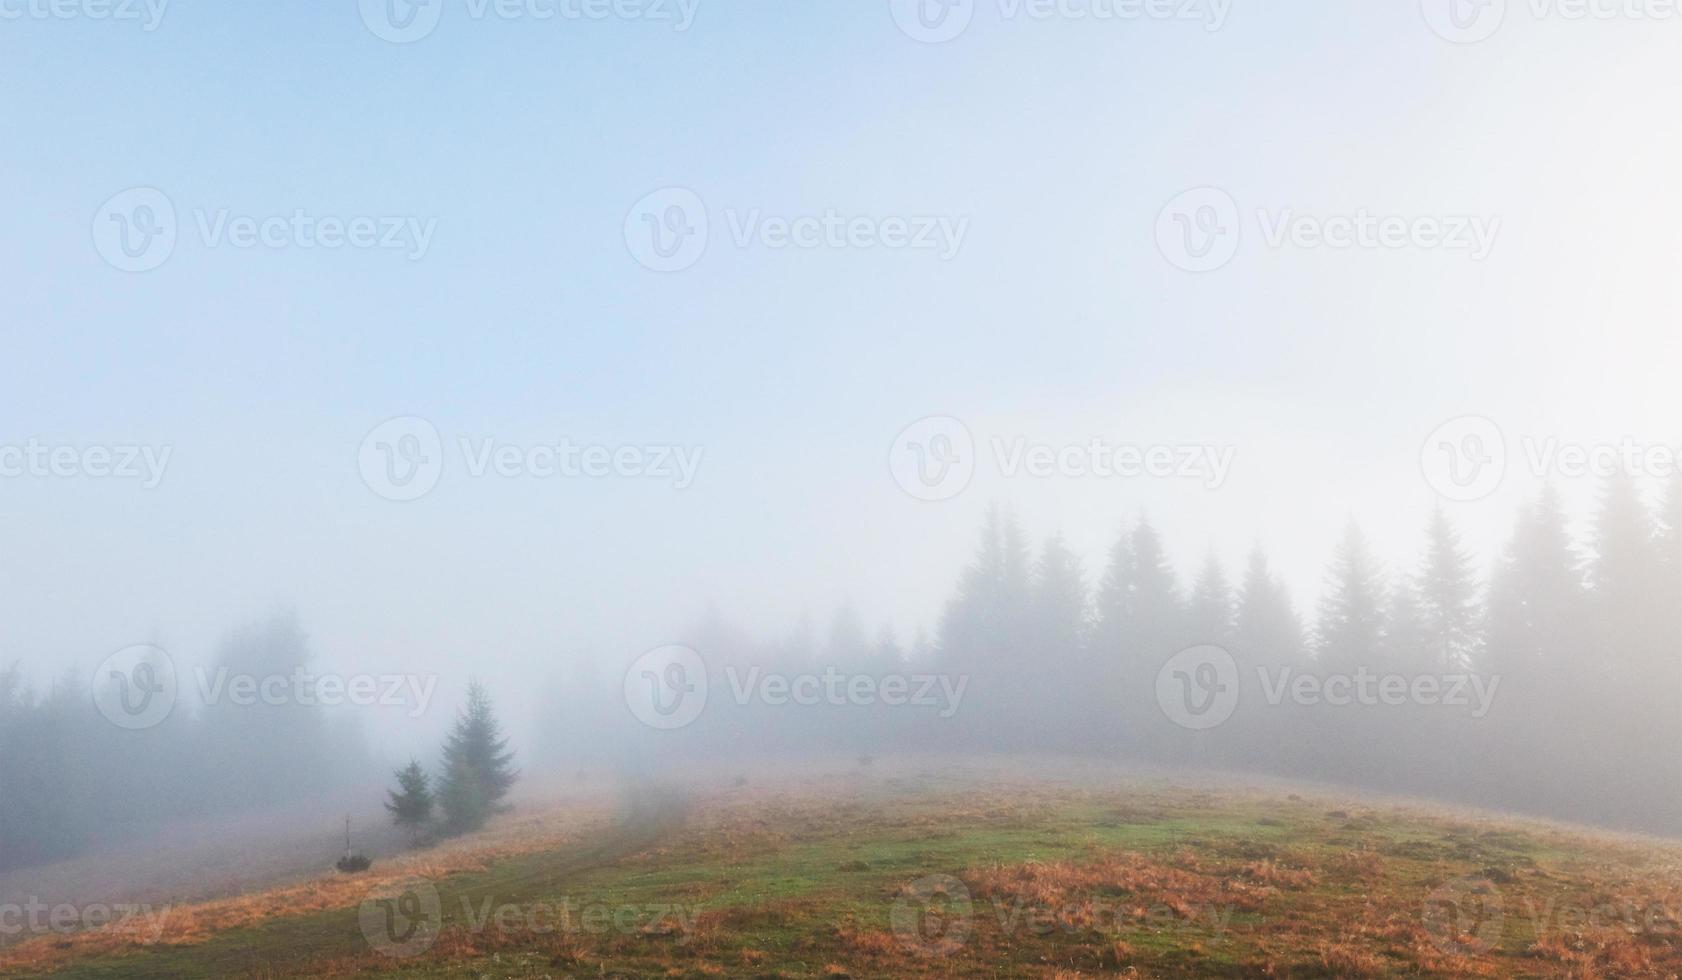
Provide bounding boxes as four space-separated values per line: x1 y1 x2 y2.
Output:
5 1 1682 741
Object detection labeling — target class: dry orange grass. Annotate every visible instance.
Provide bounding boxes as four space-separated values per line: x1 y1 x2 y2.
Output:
0 799 614 977
1237 859 1319 891
836 927 901 957
1318 940 1389 977
967 850 1277 923
14 763 1682 979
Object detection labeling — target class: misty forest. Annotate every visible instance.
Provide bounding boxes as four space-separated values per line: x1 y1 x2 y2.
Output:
7 475 1681 857
12 3 1682 978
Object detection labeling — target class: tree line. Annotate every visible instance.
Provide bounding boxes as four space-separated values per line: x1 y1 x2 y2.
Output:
580 475 1681 836
930 476 1682 833
0 611 374 872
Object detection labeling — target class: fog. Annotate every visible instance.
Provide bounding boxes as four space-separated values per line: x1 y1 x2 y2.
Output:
4 0 1682 885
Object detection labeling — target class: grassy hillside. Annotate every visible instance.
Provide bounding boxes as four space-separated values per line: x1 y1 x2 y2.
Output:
5 762 1681 978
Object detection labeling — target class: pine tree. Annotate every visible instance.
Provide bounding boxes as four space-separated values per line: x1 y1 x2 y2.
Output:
1582 472 1669 816
1231 546 1305 773
1316 519 1386 673
1186 550 1235 649
1122 518 1184 758
1379 576 1429 673
1031 532 1089 666
1130 520 1183 643
1586 472 1658 684
1418 507 1481 671
438 682 519 836
1657 473 1682 586
1090 518 1181 658
1026 532 1089 747
1481 485 1592 812
385 760 435 836
197 610 335 810
868 624 907 674
936 505 1008 671
936 504 1034 676
1654 473 1682 691
1234 546 1303 668
1311 520 1389 783
1486 485 1582 676
824 604 870 670
1089 527 1137 659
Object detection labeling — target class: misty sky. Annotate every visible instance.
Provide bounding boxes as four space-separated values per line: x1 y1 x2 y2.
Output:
4 1 1681 742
